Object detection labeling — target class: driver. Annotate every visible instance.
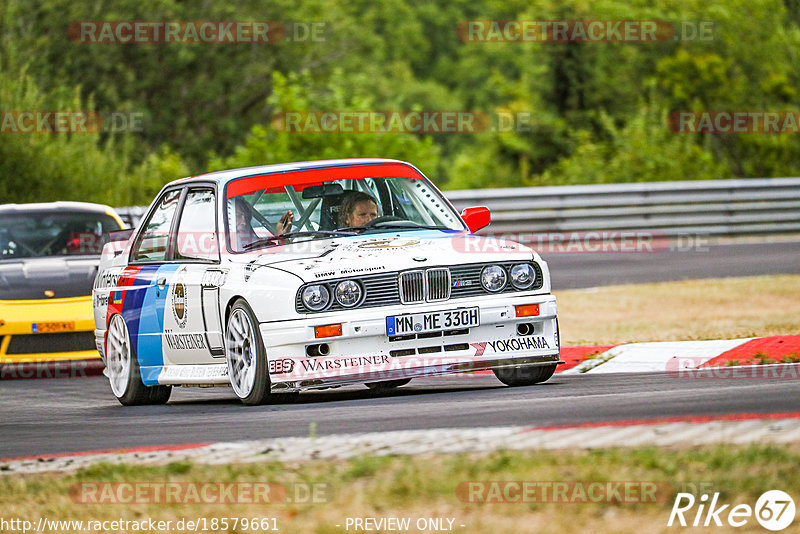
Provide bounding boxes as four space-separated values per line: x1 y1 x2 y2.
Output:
338 192 379 227
233 197 293 250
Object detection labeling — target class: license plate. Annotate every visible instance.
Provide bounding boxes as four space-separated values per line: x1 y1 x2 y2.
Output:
386 307 479 336
32 321 75 333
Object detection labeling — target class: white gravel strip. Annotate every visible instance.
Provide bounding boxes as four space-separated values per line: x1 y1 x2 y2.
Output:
3 417 799 476
563 338 753 374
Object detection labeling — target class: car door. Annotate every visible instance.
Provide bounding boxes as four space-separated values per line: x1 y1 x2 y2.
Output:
121 187 183 385
161 187 224 365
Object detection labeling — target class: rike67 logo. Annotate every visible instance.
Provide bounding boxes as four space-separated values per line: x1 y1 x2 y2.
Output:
668 490 795 531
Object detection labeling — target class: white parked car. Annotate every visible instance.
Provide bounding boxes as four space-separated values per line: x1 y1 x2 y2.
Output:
93 159 561 405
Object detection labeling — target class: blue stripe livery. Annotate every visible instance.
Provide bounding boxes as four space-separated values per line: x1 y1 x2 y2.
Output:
120 264 179 385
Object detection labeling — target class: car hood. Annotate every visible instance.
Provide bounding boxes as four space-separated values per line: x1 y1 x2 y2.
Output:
0 256 99 300
242 230 536 283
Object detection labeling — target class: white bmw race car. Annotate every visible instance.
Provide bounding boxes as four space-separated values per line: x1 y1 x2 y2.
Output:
93 159 561 405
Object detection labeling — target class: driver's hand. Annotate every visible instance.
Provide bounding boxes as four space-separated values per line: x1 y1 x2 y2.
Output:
276 211 293 235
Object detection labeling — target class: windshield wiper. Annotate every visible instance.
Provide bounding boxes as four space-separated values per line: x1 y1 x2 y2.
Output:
242 230 358 251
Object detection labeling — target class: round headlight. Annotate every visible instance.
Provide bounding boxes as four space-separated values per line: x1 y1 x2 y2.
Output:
510 263 536 289
480 265 507 292
301 284 330 311
334 280 362 307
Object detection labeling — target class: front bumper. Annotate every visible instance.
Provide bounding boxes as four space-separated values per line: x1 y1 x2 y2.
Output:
259 293 560 390
0 297 99 363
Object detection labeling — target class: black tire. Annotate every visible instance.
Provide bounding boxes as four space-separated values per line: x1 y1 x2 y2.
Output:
119 359 173 406
365 378 412 390
107 313 172 406
493 363 557 387
225 299 271 406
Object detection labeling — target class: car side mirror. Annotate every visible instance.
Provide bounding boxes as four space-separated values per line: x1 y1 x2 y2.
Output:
460 206 491 233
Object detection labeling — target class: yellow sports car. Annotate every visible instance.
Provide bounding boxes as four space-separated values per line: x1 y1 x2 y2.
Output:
0 202 125 365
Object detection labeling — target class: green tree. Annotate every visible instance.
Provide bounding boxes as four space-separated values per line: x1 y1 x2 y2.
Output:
535 106 731 185
209 71 441 182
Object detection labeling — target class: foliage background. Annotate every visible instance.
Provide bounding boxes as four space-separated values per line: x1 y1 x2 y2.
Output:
2 0 799 204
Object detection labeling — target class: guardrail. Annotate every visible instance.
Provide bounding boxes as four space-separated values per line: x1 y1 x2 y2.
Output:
445 177 800 237
116 177 800 237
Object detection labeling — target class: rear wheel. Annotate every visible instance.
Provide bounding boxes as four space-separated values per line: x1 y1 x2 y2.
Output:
493 363 556 387
365 378 411 390
106 313 171 405
225 300 271 405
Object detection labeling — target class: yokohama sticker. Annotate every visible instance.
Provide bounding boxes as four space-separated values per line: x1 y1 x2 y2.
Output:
471 337 551 357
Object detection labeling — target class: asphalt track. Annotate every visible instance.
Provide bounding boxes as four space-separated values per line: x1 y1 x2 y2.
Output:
2 371 799 459
2 238 799 459
545 238 800 289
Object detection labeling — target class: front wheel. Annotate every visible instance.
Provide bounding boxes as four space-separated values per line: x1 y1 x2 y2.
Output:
106 313 171 405
225 299 271 405
493 363 556 387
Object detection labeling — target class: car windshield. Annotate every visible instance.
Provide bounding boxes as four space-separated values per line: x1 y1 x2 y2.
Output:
0 211 122 260
226 175 466 252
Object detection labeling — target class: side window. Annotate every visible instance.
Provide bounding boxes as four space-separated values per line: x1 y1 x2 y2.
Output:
131 190 181 262
176 189 219 261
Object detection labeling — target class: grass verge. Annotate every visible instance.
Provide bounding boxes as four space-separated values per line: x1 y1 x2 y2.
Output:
2 444 798 533
555 274 800 346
